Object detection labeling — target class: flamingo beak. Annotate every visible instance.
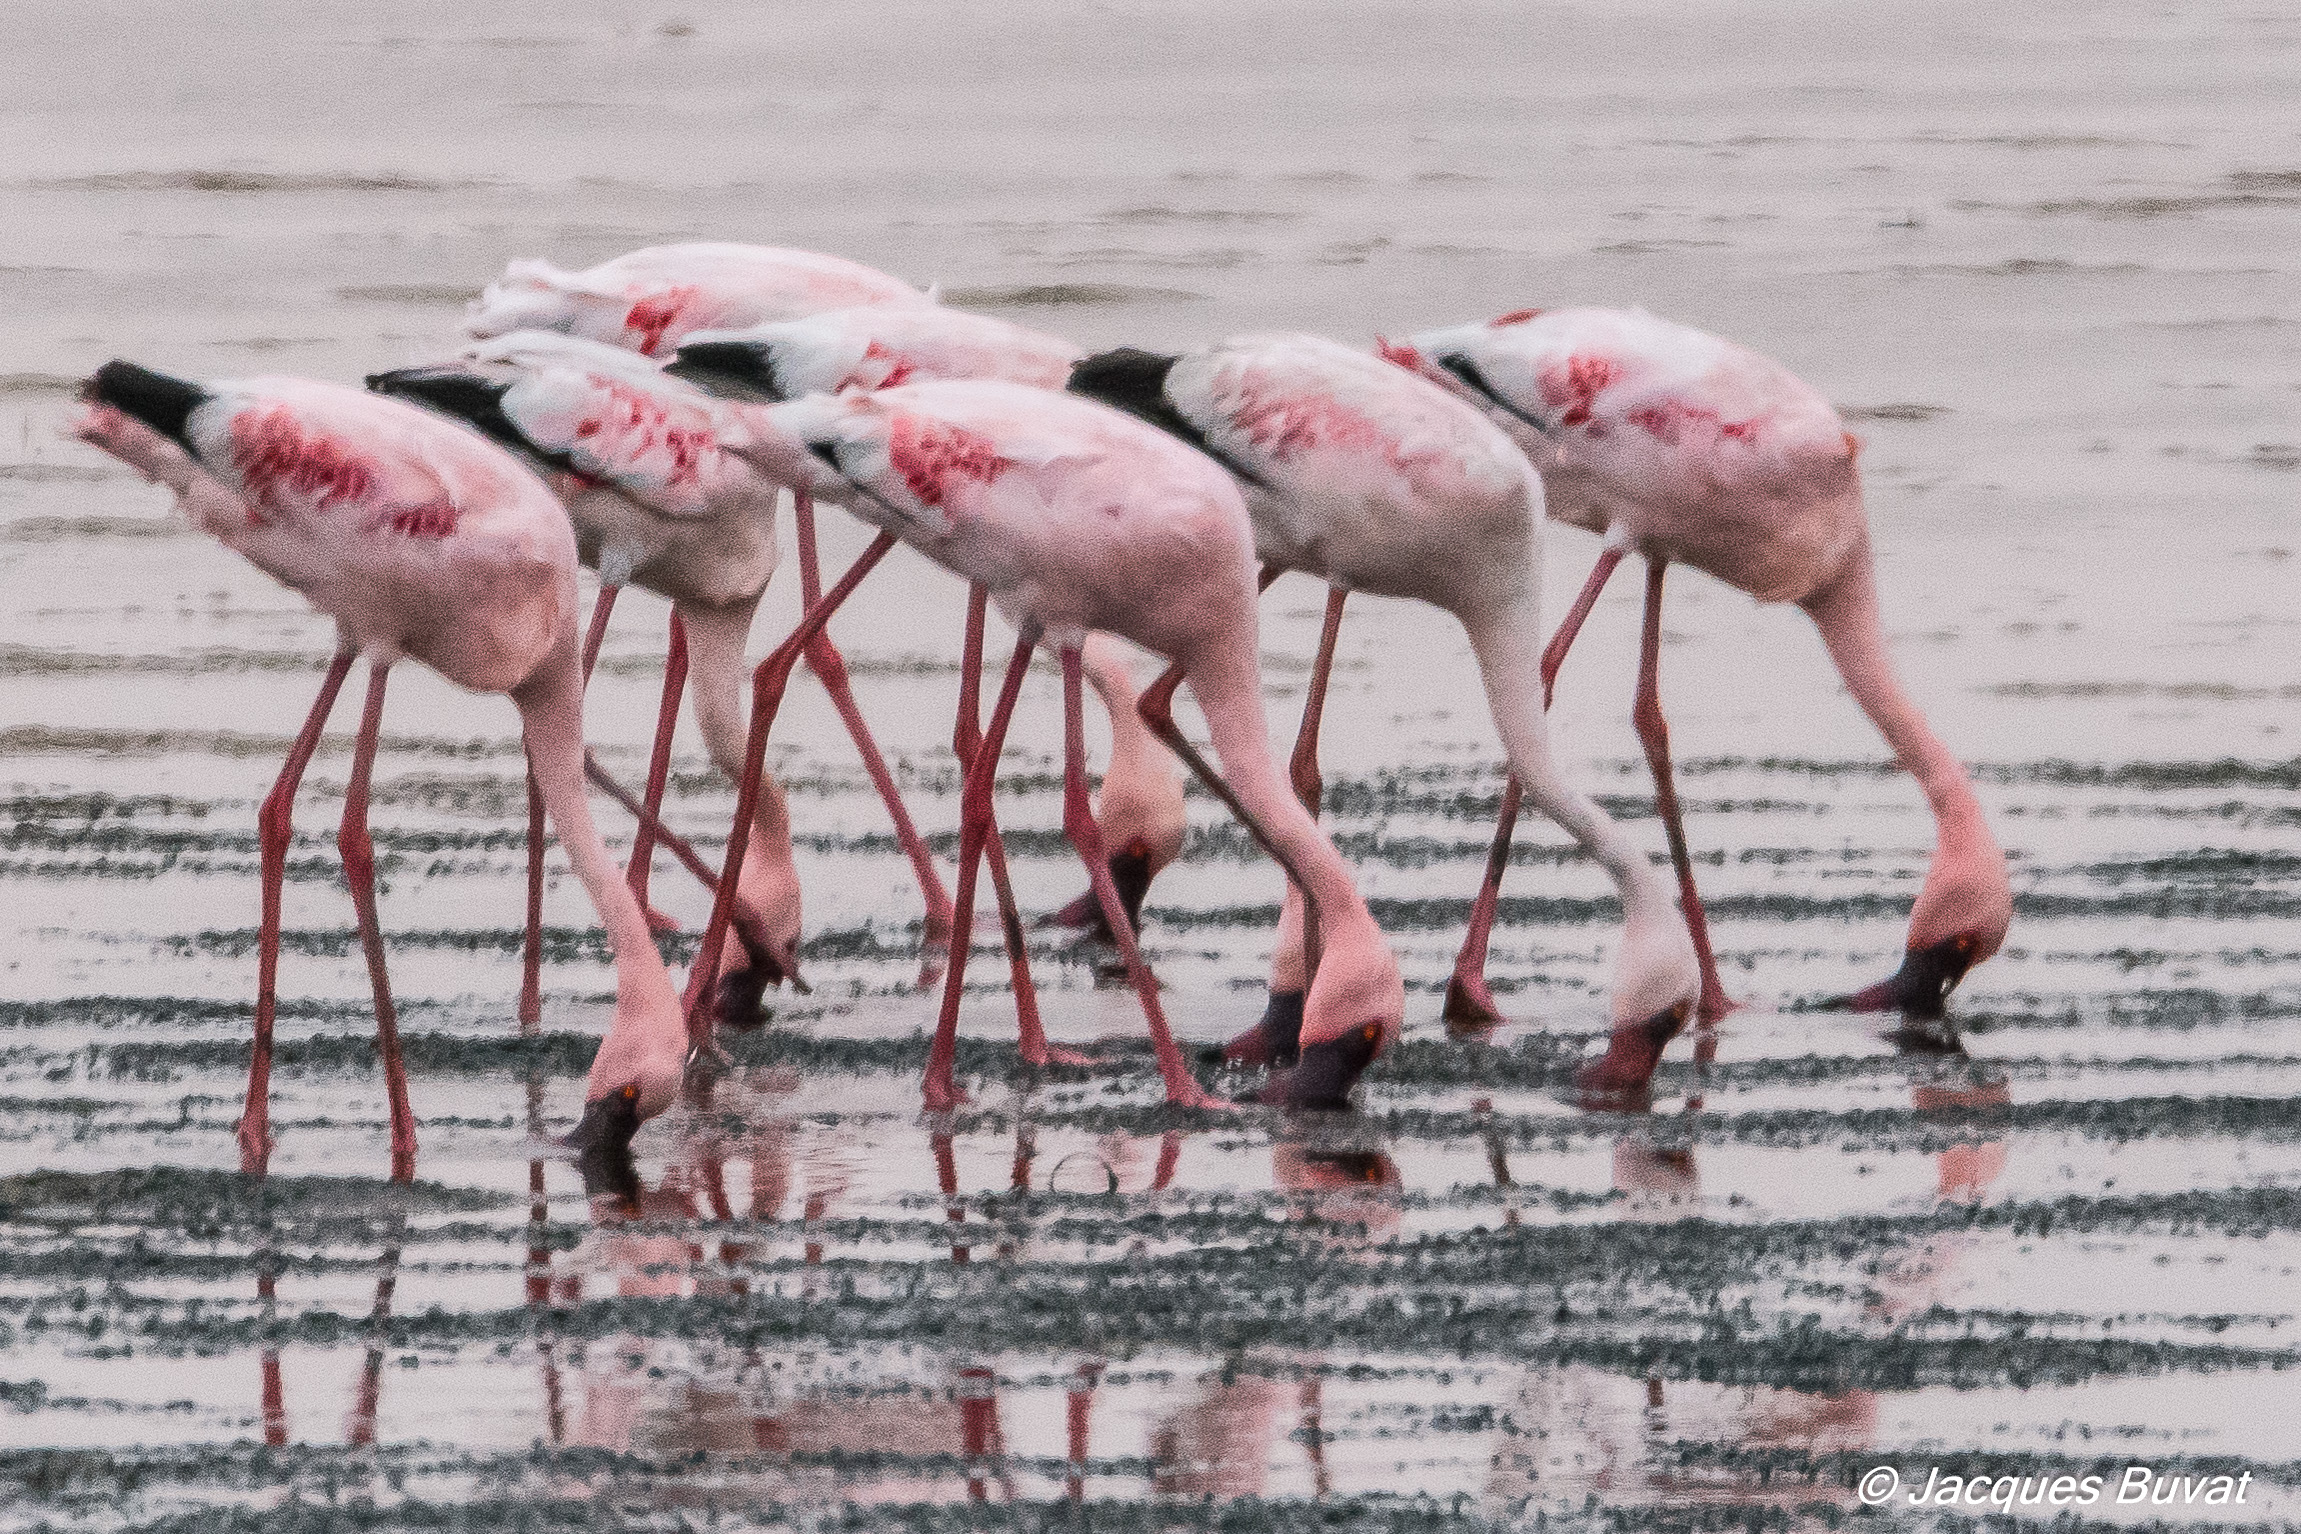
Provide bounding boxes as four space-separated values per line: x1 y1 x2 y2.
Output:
1108 843 1156 934
1819 935 1977 1019
563 1084 644 1203
1039 843 1157 941
1573 999 1694 1108
1263 1020 1386 1110
1205 988 1303 1068
711 933 807 1030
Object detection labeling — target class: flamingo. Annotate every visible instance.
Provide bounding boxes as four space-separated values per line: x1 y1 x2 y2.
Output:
1068 334 1702 1096
680 379 1406 1109
367 331 836 1029
458 246 963 982
372 328 1098 1072
465 242 930 356
1390 308 2012 1035
72 364 689 1179
663 305 1179 947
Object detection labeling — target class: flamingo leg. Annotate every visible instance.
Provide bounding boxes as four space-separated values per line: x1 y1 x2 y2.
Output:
257 1246 287 1446
1288 586 1348 815
685 531 899 1042
953 587 1076 1067
242 649 356 1178
1541 545 1625 708
924 628 1036 1111
1444 545 1625 1030
519 769 545 1030
338 661 418 1184
624 610 687 932
933 1126 970 1264
578 582 619 685
1066 1361 1103 1503
344 1226 402 1447
1632 557 1734 1027
1442 776 1521 1031
1061 647 1219 1109
795 490 956 949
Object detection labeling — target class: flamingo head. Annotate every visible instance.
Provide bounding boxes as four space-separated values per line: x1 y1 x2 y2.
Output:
1263 916 1403 1110
1827 821 2011 1018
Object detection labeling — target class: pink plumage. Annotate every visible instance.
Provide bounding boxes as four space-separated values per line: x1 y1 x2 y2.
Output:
73 365 689 1178
468 242 932 357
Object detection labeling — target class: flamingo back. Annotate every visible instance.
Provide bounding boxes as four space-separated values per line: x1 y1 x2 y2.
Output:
467 242 932 357
113 372 576 691
764 379 1255 659
1404 307 1864 602
675 305 1083 401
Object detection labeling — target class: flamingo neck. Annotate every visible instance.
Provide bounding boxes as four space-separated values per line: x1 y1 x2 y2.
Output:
512 648 683 1033
1801 541 2008 952
675 598 801 878
1182 634 1371 944
1460 595 1700 1021
1082 634 1185 865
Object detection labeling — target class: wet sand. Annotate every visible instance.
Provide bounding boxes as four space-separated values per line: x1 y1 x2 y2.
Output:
3 0 2299 1528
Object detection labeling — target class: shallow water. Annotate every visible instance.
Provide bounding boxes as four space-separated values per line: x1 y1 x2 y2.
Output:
3 0 2299 1529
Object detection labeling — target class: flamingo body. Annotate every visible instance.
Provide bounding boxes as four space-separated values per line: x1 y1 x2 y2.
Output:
370 335 808 988
1403 307 2012 1008
382 333 780 604
468 243 930 358
139 373 578 690
1405 308 1864 604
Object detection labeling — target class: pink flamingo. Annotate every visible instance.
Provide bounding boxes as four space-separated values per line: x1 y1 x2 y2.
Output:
1392 307 2012 1033
1069 334 1702 1096
667 304 1121 1062
367 330 941 1029
664 310 1185 943
685 380 1406 1109
73 364 690 1178
460 246 966 975
465 242 930 356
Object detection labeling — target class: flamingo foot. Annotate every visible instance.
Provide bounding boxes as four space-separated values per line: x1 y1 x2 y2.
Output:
642 904 680 935
1161 1078 1236 1113
1440 967 1504 1036
1201 989 1303 1068
1696 990 1744 1029
1025 1043 1101 1069
922 1077 971 1113
1261 1022 1384 1110
1572 1003 1689 1109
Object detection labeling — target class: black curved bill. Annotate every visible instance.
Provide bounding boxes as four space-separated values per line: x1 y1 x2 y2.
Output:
1817 936 1975 1019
